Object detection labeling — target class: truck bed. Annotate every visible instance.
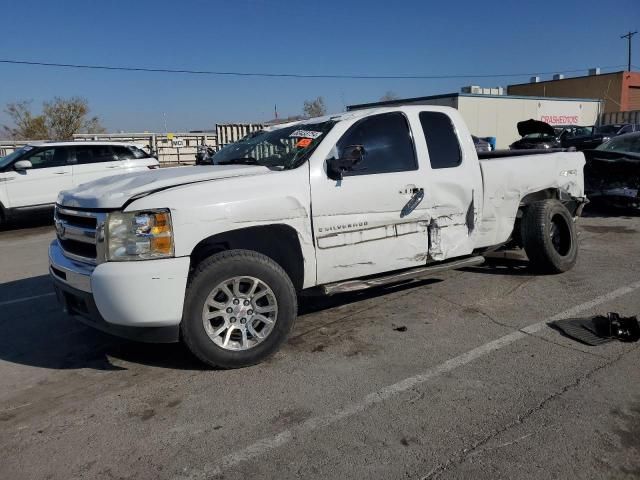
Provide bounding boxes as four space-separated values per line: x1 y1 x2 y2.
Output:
475 150 586 248
478 148 570 159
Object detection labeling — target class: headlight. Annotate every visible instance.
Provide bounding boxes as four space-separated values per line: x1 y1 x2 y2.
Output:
106 209 174 261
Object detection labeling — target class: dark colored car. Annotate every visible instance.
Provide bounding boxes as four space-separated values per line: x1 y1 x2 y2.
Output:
510 120 559 150
563 123 640 151
584 132 640 209
509 120 592 150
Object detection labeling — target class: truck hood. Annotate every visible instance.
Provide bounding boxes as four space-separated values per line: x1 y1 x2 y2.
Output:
57 165 271 209
517 119 556 137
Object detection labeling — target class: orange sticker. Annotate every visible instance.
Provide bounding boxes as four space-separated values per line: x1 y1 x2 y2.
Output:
296 138 313 148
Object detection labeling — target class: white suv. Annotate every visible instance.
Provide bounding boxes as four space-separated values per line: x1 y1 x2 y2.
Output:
0 142 159 225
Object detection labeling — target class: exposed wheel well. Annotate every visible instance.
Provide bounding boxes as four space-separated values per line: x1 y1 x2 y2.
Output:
189 225 305 292
519 188 582 216
510 189 582 249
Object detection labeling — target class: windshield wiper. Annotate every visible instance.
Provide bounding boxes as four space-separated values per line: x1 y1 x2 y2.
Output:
215 157 260 166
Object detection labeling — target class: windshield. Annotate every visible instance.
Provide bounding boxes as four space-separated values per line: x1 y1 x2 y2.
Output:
0 146 32 169
596 133 640 153
212 121 335 169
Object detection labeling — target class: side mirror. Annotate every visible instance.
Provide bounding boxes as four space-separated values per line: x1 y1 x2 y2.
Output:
14 160 33 171
326 145 365 181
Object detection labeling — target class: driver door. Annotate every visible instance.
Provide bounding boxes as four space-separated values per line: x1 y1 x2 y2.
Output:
310 112 430 285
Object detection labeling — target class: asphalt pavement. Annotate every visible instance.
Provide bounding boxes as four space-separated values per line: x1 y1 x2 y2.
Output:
0 207 639 480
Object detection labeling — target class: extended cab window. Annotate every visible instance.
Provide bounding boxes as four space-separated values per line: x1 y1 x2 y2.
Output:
23 147 68 169
337 112 417 175
419 112 462 169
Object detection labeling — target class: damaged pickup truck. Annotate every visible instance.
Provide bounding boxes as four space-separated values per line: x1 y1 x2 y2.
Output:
50 106 587 368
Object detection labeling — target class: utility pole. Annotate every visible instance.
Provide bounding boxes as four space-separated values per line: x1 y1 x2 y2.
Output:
621 31 637 71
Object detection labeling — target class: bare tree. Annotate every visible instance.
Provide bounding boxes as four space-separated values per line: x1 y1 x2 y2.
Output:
2 97 105 140
2 101 49 140
379 91 400 102
303 97 327 118
43 97 105 140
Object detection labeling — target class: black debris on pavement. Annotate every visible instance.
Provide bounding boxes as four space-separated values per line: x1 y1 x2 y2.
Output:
549 312 640 346
393 325 408 332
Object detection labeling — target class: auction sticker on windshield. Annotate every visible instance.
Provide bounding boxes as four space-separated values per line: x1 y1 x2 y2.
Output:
296 138 313 148
290 129 323 139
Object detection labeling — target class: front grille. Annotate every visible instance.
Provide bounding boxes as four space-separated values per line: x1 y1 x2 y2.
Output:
58 238 98 259
56 210 97 229
54 207 106 264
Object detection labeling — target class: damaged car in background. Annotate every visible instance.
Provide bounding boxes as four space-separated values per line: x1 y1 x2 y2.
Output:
584 132 640 209
49 106 586 368
509 119 593 150
563 123 640 151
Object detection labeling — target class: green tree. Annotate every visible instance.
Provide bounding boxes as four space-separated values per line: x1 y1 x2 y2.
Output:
303 96 327 118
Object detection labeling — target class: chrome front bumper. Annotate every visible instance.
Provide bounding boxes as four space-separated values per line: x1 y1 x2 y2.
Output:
49 240 94 292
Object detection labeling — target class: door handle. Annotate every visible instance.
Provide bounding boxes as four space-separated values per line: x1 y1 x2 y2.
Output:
105 166 119 169
400 188 424 218
53 172 68 175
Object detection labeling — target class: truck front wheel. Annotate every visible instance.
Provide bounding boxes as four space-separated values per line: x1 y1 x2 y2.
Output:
181 250 297 368
522 199 578 273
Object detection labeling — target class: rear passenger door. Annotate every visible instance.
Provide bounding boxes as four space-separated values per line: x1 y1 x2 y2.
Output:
415 111 483 260
70 145 123 186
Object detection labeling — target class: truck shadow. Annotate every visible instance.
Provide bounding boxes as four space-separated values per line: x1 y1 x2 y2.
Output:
0 212 54 232
460 256 533 277
0 275 206 372
0 275 442 372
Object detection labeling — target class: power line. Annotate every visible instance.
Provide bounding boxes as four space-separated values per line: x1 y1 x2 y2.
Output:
0 58 628 80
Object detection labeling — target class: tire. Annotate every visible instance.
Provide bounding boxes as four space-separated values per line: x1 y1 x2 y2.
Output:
522 199 578 273
181 249 297 369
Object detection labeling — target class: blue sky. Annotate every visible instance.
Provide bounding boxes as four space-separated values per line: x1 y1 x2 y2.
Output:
1 0 638 132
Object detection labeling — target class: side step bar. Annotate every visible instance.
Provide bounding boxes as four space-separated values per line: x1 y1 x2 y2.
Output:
321 256 485 295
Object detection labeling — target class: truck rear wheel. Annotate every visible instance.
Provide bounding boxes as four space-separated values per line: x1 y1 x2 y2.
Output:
181 249 297 368
522 199 578 273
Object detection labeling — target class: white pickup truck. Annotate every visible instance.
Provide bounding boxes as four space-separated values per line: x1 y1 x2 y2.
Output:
50 106 586 368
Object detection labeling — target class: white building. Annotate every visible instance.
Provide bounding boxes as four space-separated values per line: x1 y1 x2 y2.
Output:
348 91 602 149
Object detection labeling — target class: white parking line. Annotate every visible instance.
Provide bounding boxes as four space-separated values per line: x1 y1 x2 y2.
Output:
0 292 55 307
180 280 640 479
